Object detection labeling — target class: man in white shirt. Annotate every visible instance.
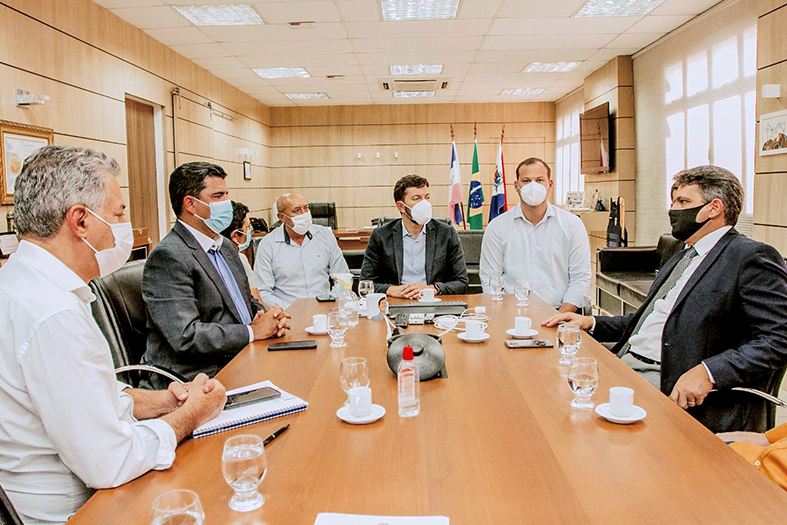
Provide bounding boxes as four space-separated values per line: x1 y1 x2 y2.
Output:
544 166 787 433
0 145 227 524
255 193 349 309
480 157 591 312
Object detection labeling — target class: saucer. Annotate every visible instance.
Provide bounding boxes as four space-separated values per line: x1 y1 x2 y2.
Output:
595 403 647 424
418 297 442 304
336 404 386 425
305 326 329 335
506 328 539 339
458 332 490 343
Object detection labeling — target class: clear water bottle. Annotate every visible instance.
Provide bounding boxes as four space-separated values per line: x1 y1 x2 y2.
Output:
397 346 420 417
338 286 359 327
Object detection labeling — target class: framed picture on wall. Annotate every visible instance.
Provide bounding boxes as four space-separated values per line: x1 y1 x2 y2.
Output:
0 120 54 205
760 109 787 157
243 160 252 180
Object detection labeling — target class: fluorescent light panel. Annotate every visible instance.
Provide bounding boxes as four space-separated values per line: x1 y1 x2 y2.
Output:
382 0 460 20
524 62 580 73
173 4 263 26
285 92 328 100
501 88 545 96
575 0 665 17
394 91 435 98
391 64 444 75
254 67 310 79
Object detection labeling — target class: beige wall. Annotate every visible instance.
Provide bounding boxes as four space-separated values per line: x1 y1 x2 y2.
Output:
0 0 271 234
752 0 787 253
269 103 555 229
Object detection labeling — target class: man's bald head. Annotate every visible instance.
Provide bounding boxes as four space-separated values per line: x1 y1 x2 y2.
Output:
276 193 309 218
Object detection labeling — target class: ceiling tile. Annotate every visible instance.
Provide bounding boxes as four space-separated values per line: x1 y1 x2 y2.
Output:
356 51 477 65
626 14 693 33
253 1 341 24
336 0 381 21
469 62 526 73
198 23 347 42
304 65 364 76
170 43 231 59
345 19 491 39
94 0 163 7
606 32 665 49
458 0 504 19
360 64 389 76
498 0 587 18
585 47 642 62
353 36 483 54
211 68 261 81
224 39 354 56
482 34 615 51
474 49 599 62
651 0 722 15
144 27 214 46
238 54 360 67
110 6 191 28
191 56 248 70
490 17 638 35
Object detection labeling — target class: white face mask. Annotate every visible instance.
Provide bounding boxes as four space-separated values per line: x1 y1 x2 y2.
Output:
404 200 432 225
82 208 134 278
284 210 312 235
519 181 548 207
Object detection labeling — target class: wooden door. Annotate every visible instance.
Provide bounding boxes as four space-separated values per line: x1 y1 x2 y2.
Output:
124 98 159 244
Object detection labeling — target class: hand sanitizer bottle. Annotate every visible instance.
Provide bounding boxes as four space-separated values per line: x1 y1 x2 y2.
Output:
397 346 420 417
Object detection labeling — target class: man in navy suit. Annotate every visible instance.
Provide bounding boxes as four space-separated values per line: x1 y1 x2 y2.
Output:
545 165 787 433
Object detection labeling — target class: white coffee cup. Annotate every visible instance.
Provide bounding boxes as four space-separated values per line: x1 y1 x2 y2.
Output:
348 386 372 417
465 319 485 339
366 293 386 320
515 316 532 334
421 288 435 301
609 387 635 417
312 314 327 332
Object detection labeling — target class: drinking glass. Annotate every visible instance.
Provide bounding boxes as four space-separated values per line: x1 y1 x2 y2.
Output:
339 292 360 328
557 324 581 365
327 309 349 348
358 280 374 298
222 434 267 512
340 357 370 406
150 489 204 525
514 280 531 307
489 276 504 301
568 357 599 409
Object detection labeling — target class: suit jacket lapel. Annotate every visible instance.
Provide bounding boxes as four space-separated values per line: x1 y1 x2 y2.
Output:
671 228 738 313
425 221 436 282
174 222 243 323
394 220 404 283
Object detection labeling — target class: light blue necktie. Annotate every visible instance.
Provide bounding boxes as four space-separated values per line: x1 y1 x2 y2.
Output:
207 246 252 325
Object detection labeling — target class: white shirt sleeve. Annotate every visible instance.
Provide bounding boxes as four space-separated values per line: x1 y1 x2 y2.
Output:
20 310 177 490
254 240 285 308
562 217 592 309
327 233 350 276
479 221 504 294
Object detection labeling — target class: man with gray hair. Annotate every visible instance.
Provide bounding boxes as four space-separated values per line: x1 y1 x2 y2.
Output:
545 165 787 433
0 146 227 524
255 192 349 308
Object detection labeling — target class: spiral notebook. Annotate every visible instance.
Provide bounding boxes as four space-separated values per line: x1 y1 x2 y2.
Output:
193 380 308 438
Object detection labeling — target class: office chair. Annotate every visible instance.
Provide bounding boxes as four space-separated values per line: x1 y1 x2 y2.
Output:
309 202 338 230
89 260 184 387
0 483 23 525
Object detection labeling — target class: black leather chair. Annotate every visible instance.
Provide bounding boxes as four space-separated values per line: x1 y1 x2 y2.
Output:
89 260 184 387
457 230 483 294
309 202 338 230
0 483 22 525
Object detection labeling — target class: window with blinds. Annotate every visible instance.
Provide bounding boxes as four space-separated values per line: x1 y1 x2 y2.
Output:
634 0 756 245
554 89 584 206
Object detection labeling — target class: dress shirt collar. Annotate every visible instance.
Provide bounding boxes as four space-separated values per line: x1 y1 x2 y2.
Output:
402 222 426 239
13 240 94 303
178 219 222 252
281 226 312 245
513 202 556 227
690 225 732 257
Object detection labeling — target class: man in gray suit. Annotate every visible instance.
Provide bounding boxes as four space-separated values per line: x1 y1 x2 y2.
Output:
141 162 290 388
361 174 468 299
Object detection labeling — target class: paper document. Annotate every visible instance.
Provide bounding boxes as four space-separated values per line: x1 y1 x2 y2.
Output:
314 513 449 525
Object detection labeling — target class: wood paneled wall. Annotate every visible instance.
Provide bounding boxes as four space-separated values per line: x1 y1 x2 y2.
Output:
269 103 555 229
0 0 271 234
752 0 787 253
582 56 636 243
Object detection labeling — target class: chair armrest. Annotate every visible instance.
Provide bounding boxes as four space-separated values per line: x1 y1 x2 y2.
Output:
115 365 187 385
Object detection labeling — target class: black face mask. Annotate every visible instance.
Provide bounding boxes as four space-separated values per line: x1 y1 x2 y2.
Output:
668 202 710 241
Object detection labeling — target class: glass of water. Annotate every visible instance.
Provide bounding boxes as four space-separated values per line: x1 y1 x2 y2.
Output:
222 434 267 512
557 324 581 365
568 357 599 409
339 292 360 328
327 309 349 348
514 280 531 307
150 489 204 525
358 280 374 298
489 276 504 301
340 357 370 405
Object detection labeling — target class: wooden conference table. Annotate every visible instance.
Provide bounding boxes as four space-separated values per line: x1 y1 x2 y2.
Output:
71 295 787 524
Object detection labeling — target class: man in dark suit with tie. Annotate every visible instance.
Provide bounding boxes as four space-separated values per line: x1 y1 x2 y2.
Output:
141 162 290 388
545 165 787 433
361 174 468 299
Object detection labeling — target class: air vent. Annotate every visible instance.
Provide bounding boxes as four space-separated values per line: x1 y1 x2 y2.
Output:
378 77 451 94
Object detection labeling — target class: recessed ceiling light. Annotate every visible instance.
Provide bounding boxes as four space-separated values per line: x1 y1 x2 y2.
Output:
394 91 435 98
575 0 665 17
390 64 444 75
173 4 263 26
382 0 460 20
285 92 329 100
254 68 310 79
524 62 580 73
501 88 545 96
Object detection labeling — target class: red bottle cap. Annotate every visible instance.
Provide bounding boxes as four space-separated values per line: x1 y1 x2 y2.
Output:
403 346 414 361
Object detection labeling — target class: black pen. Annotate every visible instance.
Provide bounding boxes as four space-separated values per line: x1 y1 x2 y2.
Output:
263 424 289 447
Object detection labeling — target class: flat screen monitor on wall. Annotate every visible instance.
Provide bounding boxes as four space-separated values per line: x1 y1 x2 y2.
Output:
580 102 611 175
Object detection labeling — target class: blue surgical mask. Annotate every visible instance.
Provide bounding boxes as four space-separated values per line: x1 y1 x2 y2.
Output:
193 198 233 234
237 226 252 251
